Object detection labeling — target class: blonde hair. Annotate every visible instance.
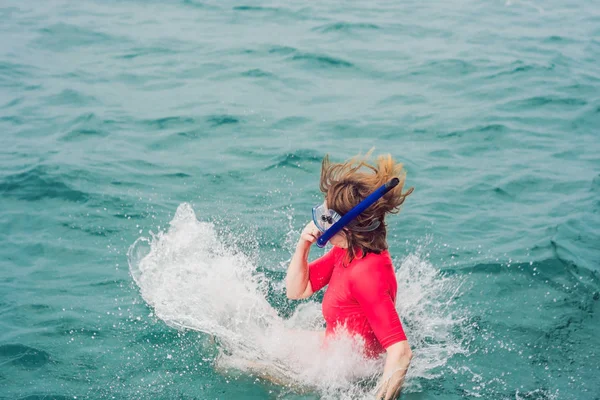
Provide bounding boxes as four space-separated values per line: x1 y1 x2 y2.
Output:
319 152 413 262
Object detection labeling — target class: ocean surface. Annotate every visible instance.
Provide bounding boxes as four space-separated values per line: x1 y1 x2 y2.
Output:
1 0 599 399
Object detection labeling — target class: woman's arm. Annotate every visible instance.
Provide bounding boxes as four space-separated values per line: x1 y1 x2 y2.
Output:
285 221 319 299
375 341 413 400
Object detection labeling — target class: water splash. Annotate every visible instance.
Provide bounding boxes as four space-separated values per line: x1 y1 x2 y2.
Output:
128 203 468 399
395 251 469 385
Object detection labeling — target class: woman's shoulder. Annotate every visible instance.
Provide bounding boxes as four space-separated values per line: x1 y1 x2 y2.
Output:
325 246 347 265
348 250 396 293
330 246 346 255
328 246 346 260
363 249 393 264
351 250 394 274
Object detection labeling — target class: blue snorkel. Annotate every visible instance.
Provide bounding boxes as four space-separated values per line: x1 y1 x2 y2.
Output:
316 178 400 248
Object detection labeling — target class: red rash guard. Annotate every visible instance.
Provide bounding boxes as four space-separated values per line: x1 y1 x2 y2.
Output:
308 246 407 357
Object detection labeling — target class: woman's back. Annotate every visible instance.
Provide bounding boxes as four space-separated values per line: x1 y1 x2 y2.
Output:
310 246 406 357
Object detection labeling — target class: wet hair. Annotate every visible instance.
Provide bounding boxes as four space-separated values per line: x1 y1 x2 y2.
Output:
319 152 414 262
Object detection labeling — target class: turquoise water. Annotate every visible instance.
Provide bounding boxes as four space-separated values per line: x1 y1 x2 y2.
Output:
1 0 599 399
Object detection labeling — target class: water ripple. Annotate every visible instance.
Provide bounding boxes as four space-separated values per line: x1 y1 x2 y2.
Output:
290 52 355 69
45 89 100 107
263 149 323 171
0 344 52 370
144 116 197 130
207 114 240 127
241 68 274 78
34 23 119 50
268 45 297 55
313 21 381 33
0 166 89 203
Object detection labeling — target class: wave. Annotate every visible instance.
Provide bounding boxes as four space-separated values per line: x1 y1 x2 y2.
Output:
270 116 311 129
13 395 73 400
291 52 355 69
0 344 52 370
142 114 240 130
206 114 240 127
263 149 323 171
0 115 23 125
35 23 121 51
410 59 476 76
438 123 508 138
231 5 312 21
181 0 214 9
240 68 273 78
1 97 23 110
44 89 100 107
143 116 197 130
59 113 110 142
501 96 588 109
115 46 179 60
313 22 381 33
268 45 297 55
0 166 89 203
571 103 600 131
485 60 555 79
0 61 38 89
233 5 278 11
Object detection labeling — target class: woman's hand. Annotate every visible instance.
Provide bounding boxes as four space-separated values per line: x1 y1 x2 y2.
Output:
298 221 321 248
375 367 408 400
375 341 412 400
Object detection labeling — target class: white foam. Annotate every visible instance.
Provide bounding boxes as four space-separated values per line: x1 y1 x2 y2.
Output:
128 203 468 399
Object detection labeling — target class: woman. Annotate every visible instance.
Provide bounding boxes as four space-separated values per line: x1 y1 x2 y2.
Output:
285 153 414 400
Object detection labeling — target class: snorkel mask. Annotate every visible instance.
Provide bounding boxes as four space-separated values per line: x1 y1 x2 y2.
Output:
312 204 380 233
312 178 400 248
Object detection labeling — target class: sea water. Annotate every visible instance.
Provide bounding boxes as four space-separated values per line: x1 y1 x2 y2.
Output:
1 0 599 399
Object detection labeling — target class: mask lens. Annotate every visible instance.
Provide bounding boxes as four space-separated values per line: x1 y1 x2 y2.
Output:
312 203 339 232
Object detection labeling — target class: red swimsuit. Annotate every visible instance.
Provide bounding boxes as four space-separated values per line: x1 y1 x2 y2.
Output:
308 246 407 357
